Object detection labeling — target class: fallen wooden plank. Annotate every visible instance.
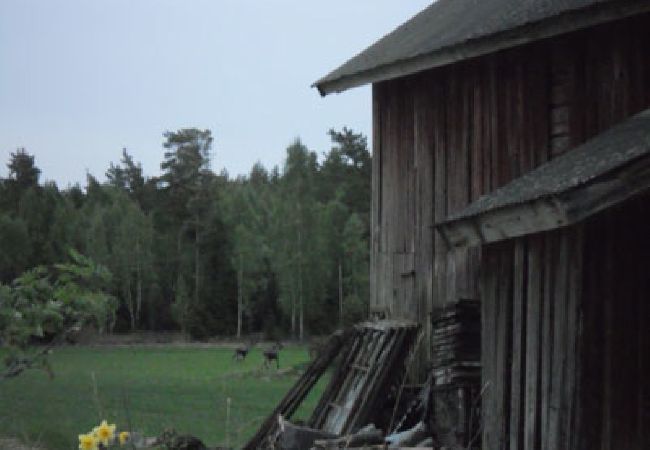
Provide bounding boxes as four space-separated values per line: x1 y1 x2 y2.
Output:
242 330 350 450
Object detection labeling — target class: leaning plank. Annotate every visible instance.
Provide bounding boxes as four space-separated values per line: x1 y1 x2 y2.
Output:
242 330 350 450
350 329 410 431
311 322 419 436
309 332 360 428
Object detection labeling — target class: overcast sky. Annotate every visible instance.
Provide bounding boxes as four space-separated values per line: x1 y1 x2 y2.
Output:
0 0 432 188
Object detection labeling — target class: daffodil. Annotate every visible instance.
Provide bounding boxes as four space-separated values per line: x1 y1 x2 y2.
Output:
93 420 116 446
78 433 98 450
119 431 130 446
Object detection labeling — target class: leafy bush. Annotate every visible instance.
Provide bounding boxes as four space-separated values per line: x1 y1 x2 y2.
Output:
0 249 116 379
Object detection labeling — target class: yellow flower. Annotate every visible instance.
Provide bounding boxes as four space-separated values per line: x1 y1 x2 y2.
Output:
78 433 98 450
119 431 130 446
93 420 116 446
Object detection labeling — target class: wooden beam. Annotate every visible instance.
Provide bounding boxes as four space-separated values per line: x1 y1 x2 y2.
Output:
436 154 650 248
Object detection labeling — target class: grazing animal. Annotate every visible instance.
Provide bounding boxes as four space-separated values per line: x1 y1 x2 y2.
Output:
233 343 251 361
262 342 283 369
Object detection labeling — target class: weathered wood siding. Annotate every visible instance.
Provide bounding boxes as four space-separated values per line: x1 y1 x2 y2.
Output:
480 193 650 450
578 194 650 450
481 228 584 450
370 13 650 332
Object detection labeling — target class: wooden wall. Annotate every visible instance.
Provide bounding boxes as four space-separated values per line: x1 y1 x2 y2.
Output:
578 194 650 450
369 13 650 345
480 194 650 450
481 227 584 450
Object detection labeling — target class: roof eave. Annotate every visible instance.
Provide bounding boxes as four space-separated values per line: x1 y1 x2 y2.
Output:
435 154 650 249
315 0 650 96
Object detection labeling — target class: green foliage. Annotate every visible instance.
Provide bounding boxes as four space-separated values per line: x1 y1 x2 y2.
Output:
170 275 190 334
0 250 115 378
0 213 30 280
0 126 371 339
5 148 41 202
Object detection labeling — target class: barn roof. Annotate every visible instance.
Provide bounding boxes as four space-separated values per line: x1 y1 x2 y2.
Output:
314 0 650 96
434 108 650 248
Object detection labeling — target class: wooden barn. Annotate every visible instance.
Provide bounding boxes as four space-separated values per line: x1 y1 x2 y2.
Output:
315 0 650 448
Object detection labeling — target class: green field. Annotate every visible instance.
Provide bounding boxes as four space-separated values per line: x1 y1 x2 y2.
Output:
0 345 323 449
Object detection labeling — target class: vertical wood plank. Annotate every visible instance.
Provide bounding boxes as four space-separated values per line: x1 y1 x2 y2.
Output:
370 83 382 314
638 194 650 449
550 232 569 450
576 209 604 450
433 69 448 310
413 76 435 363
541 232 554 450
565 226 583 450
495 244 513 449
601 214 614 450
509 239 527 450
640 220 650 450
524 236 542 450
481 246 498 450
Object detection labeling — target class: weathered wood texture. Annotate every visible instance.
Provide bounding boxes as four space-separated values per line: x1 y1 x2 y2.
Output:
309 321 419 436
481 193 650 450
577 194 650 450
480 227 584 450
370 13 650 448
370 13 650 338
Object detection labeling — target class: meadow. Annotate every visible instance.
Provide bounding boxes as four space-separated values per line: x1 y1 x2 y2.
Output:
0 345 323 449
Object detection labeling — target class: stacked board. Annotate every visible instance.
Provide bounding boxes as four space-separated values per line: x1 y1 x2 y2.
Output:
431 299 481 448
431 300 481 386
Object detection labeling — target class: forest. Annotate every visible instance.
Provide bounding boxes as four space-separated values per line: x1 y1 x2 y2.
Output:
0 127 370 341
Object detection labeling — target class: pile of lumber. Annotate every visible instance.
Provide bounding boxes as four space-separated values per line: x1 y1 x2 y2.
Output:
430 300 481 448
431 300 480 386
309 321 420 436
243 321 421 450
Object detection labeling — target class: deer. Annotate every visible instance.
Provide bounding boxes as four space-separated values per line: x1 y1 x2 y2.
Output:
232 343 251 361
262 342 283 369
233 337 258 362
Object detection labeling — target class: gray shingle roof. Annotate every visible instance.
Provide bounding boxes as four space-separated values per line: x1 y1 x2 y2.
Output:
440 108 650 224
315 0 648 95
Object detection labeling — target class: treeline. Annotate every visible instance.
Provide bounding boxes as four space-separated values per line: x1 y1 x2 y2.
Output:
0 128 370 340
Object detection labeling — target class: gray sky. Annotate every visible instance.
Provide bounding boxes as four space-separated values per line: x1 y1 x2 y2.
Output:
0 0 432 187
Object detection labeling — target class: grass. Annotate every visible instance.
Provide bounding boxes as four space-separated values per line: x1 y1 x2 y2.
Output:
0 345 326 449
